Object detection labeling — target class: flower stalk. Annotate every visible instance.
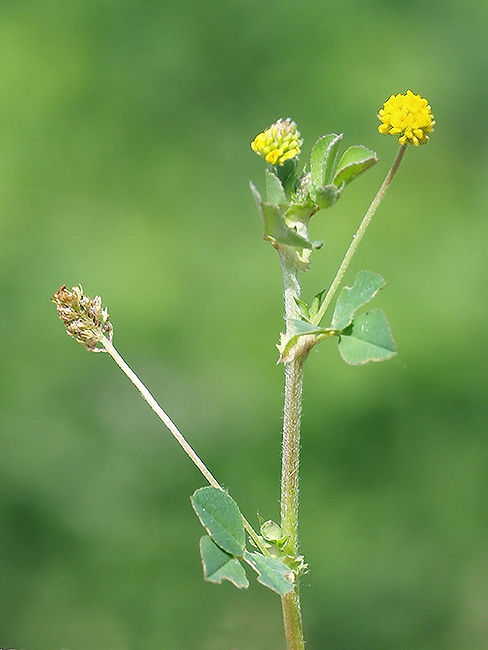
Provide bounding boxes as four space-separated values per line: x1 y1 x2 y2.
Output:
100 336 222 490
100 336 268 553
52 285 267 555
314 143 407 325
100 337 266 551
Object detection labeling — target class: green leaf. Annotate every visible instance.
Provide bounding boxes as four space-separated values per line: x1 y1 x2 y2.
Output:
249 179 263 205
332 145 378 187
250 182 315 250
338 309 397 365
274 157 299 197
310 133 342 188
288 318 329 337
312 183 343 210
250 182 321 251
191 487 245 557
260 520 284 543
284 201 317 228
308 289 326 324
265 169 286 206
332 270 386 331
261 203 316 249
199 536 249 589
243 551 294 595
294 298 311 322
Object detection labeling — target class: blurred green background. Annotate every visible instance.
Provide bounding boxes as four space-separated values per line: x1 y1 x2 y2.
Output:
1 0 487 648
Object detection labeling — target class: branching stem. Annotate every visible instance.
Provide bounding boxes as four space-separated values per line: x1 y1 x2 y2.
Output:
277 145 406 650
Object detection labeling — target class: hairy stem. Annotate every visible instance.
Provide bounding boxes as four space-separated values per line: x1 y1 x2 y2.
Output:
276 145 407 649
282 590 306 650
279 253 306 650
281 356 306 650
280 356 304 554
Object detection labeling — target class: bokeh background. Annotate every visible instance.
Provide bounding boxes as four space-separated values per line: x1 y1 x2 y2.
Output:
1 0 487 648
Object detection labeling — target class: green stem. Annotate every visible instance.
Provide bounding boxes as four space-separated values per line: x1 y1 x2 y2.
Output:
99 336 267 555
258 141 409 650
314 144 407 325
282 590 306 650
276 145 407 649
279 253 306 650
280 356 304 553
281 357 306 650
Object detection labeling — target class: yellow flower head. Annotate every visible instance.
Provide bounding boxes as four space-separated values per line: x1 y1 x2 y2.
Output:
251 118 303 165
378 90 435 146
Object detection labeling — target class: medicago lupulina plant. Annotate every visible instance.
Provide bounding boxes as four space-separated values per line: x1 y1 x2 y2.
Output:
53 90 434 650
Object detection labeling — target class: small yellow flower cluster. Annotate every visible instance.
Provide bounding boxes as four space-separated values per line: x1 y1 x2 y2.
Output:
378 90 435 146
52 284 112 351
251 118 303 165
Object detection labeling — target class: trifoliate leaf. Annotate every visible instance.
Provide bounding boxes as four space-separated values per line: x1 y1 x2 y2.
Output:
331 270 386 331
338 309 397 365
332 145 378 187
310 133 343 188
199 535 249 589
191 487 245 557
243 551 294 595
